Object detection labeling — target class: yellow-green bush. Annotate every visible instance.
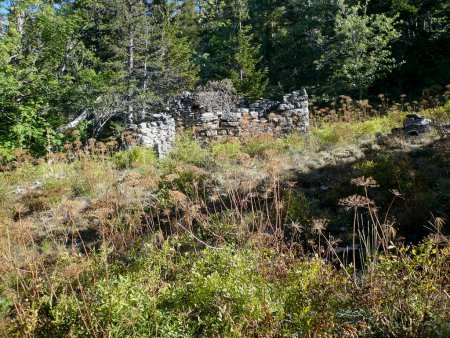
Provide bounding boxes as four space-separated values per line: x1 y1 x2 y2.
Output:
211 141 242 160
311 124 340 148
169 133 211 167
113 146 157 169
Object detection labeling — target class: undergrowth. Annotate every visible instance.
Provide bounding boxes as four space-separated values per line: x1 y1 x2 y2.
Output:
0 103 449 337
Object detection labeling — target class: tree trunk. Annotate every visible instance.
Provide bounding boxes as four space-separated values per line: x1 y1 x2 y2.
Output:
127 33 134 125
59 109 90 132
127 0 135 125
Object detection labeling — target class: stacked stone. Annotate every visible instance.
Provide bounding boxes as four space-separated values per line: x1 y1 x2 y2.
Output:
196 109 221 137
277 89 310 133
247 99 280 120
135 113 176 157
168 91 198 129
135 88 310 156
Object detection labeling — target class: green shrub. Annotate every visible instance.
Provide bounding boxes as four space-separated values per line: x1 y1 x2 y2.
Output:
211 141 241 161
357 243 450 337
160 248 282 337
423 100 450 122
0 295 11 323
311 124 340 148
169 133 210 167
281 133 308 155
0 147 15 164
241 135 285 158
113 147 157 170
351 116 394 140
282 259 349 336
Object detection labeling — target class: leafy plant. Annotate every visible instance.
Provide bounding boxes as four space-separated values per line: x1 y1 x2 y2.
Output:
316 2 401 99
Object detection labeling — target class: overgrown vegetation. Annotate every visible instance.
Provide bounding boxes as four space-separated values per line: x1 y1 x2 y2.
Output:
1 0 450 155
1 0 450 336
1 102 449 337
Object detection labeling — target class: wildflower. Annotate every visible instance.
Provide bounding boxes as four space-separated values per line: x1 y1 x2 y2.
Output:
312 218 328 235
339 194 374 210
168 190 188 204
351 176 379 188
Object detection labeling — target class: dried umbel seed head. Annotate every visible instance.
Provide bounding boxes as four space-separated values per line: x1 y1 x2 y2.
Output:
351 176 379 188
168 190 188 205
389 189 403 198
326 235 341 249
339 194 374 209
290 221 303 235
312 218 328 235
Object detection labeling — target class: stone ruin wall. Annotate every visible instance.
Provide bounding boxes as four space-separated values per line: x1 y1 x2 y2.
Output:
134 89 310 156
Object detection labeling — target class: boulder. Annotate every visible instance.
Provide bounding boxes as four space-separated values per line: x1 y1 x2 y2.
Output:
403 114 431 135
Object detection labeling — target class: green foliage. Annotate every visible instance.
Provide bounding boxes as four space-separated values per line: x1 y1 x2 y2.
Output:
270 0 339 94
358 243 450 336
282 259 349 336
161 248 280 336
354 154 413 190
351 116 395 140
316 1 401 98
0 294 11 322
284 190 310 225
113 147 157 170
422 100 450 122
0 0 103 155
211 141 242 164
240 135 286 158
311 124 340 148
231 28 269 99
230 19 268 99
167 133 210 167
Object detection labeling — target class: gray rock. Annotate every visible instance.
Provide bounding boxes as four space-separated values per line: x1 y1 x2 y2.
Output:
249 111 259 119
403 114 431 135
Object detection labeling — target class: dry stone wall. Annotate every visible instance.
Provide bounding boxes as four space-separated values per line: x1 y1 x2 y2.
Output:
168 88 309 140
133 113 176 157
134 89 309 156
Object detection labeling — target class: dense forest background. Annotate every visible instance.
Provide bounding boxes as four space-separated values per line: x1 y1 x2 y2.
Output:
1 0 449 156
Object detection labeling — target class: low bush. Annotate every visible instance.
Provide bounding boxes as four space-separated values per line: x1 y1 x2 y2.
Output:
113 146 157 169
169 133 210 167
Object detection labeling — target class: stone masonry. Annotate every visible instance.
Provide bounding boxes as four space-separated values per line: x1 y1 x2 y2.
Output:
168 88 309 140
133 113 176 157
134 89 310 156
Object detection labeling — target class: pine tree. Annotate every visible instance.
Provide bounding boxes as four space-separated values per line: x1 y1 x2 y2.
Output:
230 0 268 99
83 0 198 128
178 0 200 47
195 0 267 97
231 25 268 100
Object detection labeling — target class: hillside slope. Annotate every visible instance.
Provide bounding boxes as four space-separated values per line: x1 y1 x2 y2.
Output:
1 105 449 337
